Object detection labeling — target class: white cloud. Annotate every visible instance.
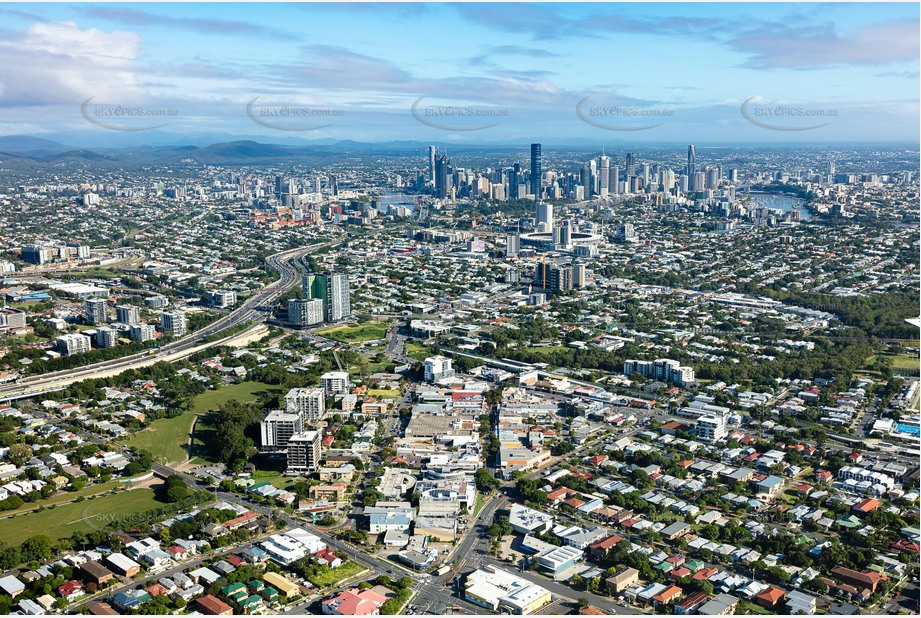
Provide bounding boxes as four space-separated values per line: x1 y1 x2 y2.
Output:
0 21 143 106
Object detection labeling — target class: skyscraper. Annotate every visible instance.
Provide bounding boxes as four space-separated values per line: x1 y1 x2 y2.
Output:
599 155 610 195
625 152 637 178
85 298 108 325
434 153 450 199
303 273 351 322
428 146 436 183
536 202 554 231
687 145 697 190
286 431 321 475
509 163 521 200
530 143 542 198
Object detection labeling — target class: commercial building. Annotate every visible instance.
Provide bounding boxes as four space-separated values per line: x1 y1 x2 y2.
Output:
260 410 304 452
207 290 237 308
424 356 455 383
322 588 387 616
288 298 324 326
284 387 325 423
536 545 583 574
286 431 321 475
160 311 187 336
508 503 554 535
85 298 108 324
464 565 551 615
696 415 728 444
115 305 141 324
304 273 351 322
623 358 695 388
56 333 92 356
605 567 640 594
321 371 349 395
129 323 157 343
95 328 120 349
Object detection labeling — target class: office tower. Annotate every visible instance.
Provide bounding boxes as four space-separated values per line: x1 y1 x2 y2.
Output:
284 387 326 423
580 165 592 199
641 164 651 188
535 202 554 231
573 263 586 287
610 165 620 194
661 169 675 193
625 152 636 178
533 263 573 291
428 146 436 183
288 298 324 326
20 245 50 265
434 153 450 199
705 168 719 190
424 356 454 383
599 155 610 195
95 328 119 349
320 371 350 395
329 174 339 196
115 304 141 325
261 409 304 452
286 431 321 475
85 298 108 325
509 163 521 200
694 172 706 193
728 168 739 183
616 223 637 242
326 273 350 322
552 226 561 246
303 273 351 322
506 234 520 258
160 311 187 337
129 323 156 343
679 174 689 193
559 221 572 246
686 145 697 190
274 175 284 197
530 143 542 198
56 333 91 356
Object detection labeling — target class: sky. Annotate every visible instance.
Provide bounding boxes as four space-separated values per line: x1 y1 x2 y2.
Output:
0 2 918 146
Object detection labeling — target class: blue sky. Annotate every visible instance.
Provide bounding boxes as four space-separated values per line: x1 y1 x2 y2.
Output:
0 3 917 144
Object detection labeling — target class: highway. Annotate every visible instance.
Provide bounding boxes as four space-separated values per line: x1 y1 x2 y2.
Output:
0 239 342 402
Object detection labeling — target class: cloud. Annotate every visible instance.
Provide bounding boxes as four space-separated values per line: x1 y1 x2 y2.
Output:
730 18 920 69
81 6 297 40
0 21 143 106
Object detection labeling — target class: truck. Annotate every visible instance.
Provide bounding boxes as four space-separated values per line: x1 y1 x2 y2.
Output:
434 565 451 576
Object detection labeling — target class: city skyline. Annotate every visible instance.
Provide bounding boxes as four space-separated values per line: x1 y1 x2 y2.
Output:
0 2 917 145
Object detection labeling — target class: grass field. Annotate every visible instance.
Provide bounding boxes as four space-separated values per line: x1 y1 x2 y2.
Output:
0 485 169 544
887 354 920 370
1 479 123 518
307 561 366 587
318 321 392 343
121 413 196 464
121 381 282 465
405 341 431 360
367 388 400 399
192 381 283 413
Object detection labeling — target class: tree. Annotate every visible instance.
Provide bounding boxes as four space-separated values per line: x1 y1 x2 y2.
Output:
7 443 32 467
163 475 190 503
577 598 590 610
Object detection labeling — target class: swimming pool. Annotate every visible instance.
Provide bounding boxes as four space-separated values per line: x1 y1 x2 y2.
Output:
895 424 921 437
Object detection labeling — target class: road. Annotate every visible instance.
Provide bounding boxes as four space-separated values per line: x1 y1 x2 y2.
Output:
0 239 342 402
